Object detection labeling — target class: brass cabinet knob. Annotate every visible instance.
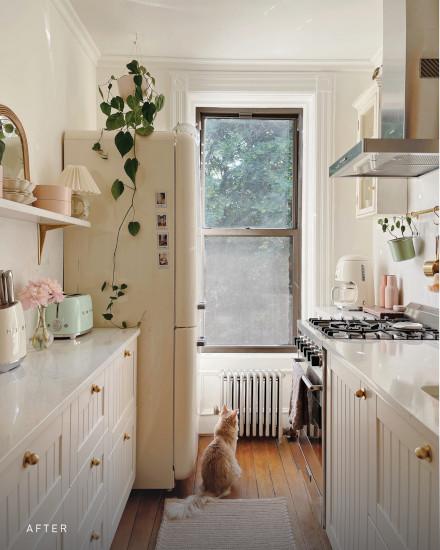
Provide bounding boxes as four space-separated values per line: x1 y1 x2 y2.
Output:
23 451 40 468
415 445 432 462
90 531 100 541
91 384 102 394
90 457 101 467
354 388 367 399
123 432 131 441
124 349 132 357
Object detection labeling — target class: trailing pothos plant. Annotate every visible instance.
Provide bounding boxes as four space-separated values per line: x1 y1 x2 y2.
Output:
94 59 165 328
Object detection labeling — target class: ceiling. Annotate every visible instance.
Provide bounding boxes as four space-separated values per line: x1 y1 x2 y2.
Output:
71 0 381 63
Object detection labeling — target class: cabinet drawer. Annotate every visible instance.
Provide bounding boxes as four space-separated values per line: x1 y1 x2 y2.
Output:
0 415 67 550
76 434 107 542
80 498 107 550
109 342 136 440
108 408 136 539
70 372 106 481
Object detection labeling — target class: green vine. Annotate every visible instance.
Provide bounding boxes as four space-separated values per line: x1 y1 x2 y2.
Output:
0 120 17 164
94 59 165 328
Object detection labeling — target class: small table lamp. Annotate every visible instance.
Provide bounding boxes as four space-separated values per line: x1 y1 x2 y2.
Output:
57 165 101 220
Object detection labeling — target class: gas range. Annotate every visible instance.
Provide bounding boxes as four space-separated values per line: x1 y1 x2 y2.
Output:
308 317 439 340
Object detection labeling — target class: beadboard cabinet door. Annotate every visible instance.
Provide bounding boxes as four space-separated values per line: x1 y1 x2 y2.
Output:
326 354 369 550
368 395 439 550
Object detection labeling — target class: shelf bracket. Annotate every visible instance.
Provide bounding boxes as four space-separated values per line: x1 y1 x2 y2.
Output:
38 224 66 265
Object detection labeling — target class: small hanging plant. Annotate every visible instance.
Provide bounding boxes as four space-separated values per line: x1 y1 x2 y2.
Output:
377 215 418 262
94 59 165 327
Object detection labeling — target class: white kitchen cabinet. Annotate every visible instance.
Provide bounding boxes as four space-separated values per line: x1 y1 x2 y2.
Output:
327 352 439 550
0 332 138 550
326 354 369 550
353 81 407 218
368 395 439 550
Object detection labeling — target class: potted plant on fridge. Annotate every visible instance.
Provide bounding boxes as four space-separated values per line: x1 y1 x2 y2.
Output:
93 59 165 327
377 215 418 262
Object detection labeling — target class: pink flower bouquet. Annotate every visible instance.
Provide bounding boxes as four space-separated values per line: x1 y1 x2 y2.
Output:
18 278 64 310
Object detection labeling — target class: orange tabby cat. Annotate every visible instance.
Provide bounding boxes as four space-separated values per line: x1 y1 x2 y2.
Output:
166 405 241 519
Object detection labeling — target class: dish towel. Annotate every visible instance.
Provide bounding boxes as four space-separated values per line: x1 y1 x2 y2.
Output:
288 360 309 433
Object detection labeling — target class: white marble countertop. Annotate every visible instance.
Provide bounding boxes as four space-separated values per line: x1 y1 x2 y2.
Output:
0 328 140 465
299 320 439 438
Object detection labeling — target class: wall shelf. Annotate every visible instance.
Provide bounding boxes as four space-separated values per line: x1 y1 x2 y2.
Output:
0 197 91 263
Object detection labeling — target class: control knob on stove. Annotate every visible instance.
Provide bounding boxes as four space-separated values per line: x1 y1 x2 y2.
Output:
310 353 323 367
305 346 318 360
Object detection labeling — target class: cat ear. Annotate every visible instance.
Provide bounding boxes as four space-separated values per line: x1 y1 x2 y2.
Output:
221 404 228 414
230 409 238 419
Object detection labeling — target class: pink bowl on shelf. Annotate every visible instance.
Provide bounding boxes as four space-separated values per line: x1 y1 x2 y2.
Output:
34 199 71 216
34 185 72 201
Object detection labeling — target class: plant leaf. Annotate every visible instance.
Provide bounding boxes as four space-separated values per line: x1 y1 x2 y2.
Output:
122 321 128 329
136 125 154 137
382 225 387 232
406 216 411 225
128 221 141 236
98 86 104 99
401 224 406 233
155 94 165 111
117 291 125 297
134 74 142 86
103 313 113 320
111 179 125 200
396 220 400 228
106 112 125 130
110 96 124 111
384 218 388 224
135 85 143 101
126 59 140 74
4 123 14 133
115 130 134 157
121 283 128 289
100 101 111 116
126 95 137 110
92 142 102 151
101 281 107 291
142 102 156 123
125 111 135 125
124 158 139 184
377 219 383 225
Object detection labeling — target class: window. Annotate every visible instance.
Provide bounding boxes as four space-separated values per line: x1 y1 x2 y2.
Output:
198 109 301 350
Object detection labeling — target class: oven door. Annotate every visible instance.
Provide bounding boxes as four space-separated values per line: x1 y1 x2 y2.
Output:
298 365 324 519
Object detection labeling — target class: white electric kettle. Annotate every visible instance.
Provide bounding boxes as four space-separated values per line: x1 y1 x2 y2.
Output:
0 270 27 373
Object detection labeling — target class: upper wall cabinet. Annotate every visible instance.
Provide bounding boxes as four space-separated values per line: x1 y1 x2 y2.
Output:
353 81 408 218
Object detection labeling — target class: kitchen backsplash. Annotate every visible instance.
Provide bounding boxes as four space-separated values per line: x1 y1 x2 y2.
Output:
373 170 439 308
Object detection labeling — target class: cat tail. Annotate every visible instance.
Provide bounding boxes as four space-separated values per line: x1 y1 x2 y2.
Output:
165 492 215 520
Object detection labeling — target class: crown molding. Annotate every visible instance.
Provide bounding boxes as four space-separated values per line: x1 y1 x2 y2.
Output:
99 54 374 73
51 0 100 65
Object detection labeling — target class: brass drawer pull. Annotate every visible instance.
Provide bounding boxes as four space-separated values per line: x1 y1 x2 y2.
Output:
123 432 131 441
90 457 101 467
354 388 367 399
124 349 132 357
90 531 100 541
23 451 40 468
91 384 102 394
415 445 432 462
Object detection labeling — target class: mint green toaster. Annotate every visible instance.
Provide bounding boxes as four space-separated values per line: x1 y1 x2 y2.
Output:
46 294 93 339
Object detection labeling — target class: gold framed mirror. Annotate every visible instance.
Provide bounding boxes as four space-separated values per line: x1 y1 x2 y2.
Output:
0 105 30 181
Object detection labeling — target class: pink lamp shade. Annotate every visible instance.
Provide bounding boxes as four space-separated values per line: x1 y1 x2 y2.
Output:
56 165 101 195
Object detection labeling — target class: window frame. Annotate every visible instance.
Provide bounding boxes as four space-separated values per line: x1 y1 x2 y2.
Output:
196 107 302 353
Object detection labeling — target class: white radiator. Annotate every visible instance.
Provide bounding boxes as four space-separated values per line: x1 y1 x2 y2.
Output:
222 370 283 440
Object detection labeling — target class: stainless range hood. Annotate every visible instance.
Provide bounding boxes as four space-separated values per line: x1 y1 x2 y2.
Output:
330 0 439 178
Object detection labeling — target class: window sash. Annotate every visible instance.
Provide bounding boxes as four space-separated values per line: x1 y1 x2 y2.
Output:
197 108 301 352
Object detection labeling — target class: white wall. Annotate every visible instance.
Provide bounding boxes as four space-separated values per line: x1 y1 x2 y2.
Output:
0 0 97 334
332 72 373 276
373 170 439 308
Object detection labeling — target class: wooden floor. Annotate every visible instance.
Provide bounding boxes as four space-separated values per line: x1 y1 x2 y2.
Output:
111 436 331 550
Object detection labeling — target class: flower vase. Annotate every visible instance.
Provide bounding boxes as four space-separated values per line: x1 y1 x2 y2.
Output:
32 305 54 351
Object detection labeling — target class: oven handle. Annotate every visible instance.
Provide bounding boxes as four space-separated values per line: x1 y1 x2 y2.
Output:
302 375 323 392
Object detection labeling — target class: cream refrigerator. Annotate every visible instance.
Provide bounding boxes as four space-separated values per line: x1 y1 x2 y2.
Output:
63 129 199 488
